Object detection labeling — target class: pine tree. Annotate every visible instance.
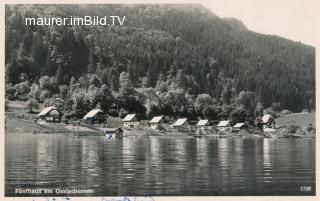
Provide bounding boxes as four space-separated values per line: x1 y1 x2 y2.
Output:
55 66 64 85
6 56 20 84
87 52 97 73
43 52 57 76
128 62 136 87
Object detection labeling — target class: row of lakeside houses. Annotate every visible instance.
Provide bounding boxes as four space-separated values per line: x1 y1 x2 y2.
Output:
36 107 275 132
123 114 275 132
122 114 248 132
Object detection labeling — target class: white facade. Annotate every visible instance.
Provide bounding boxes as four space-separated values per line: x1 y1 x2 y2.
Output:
149 116 164 130
196 120 209 133
232 123 245 132
218 127 230 132
150 123 160 130
217 121 231 131
172 118 188 131
123 114 140 128
197 126 211 131
123 121 140 128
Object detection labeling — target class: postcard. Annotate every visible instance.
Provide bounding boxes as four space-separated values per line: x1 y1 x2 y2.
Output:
2 1 319 201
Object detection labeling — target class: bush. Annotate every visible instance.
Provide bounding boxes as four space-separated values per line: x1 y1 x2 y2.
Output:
26 98 39 113
39 90 51 102
13 81 30 101
28 84 41 100
5 84 16 100
108 108 119 117
119 108 129 118
59 85 69 98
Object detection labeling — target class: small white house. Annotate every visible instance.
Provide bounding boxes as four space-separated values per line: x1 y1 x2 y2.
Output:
196 119 210 133
217 120 231 131
149 115 164 130
233 123 245 132
122 114 139 128
262 114 276 132
262 114 275 127
172 118 188 131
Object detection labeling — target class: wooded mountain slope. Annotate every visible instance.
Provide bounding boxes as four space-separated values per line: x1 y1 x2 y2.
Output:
5 4 315 122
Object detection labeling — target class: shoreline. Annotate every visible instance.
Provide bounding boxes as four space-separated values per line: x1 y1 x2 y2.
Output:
5 117 315 139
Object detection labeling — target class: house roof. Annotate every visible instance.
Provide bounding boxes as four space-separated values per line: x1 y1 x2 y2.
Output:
217 120 230 127
197 119 209 126
262 114 274 123
150 116 163 124
104 128 123 133
172 118 188 127
122 114 137 122
233 123 245 128
83 109 103 119
37 106 57 116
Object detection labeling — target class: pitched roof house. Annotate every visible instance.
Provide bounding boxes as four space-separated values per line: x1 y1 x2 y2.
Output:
196 119 210 133
172 118 188 127
149 116 164 130
233 123 245 131
37 106 62 123
217 120 230 127
262 114 275 124
123 114 137 122
122 114 139 128
83 109 106 124
233 123 245 128
196 120 209 126
150 116 164 124
217 120 231 131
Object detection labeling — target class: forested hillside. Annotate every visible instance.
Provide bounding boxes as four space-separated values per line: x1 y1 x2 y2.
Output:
5 4 315 124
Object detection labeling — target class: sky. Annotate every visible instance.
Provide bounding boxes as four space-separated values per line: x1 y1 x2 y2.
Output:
200 0 319 46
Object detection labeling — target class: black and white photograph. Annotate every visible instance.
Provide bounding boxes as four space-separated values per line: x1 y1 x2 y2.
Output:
4 1 317 198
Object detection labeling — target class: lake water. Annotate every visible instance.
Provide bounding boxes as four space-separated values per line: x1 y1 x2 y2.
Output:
5 134 315 196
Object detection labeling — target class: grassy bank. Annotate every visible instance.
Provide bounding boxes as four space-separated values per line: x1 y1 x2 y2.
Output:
5 118 55 134
276 112 315 126
5 118 103 135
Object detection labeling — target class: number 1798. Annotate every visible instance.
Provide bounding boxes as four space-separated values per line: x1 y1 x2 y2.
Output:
300 186 312 192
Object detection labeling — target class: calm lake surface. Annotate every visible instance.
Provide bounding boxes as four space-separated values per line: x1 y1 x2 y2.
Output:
5 134 315 196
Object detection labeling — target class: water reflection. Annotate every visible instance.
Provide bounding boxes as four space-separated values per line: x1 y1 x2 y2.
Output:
263 139 272 183
5 134 315 196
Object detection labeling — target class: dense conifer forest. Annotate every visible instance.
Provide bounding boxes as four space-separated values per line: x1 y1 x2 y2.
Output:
5 4 315 124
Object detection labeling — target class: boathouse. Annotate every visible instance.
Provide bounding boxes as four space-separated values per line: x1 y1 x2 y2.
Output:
149 115 164 130
233 123 245 132
196 119 210 132
172 118 188 131
37 106 62 123
82 109 106 125
123 114 139 128
217 120 231 131
104 128 123 139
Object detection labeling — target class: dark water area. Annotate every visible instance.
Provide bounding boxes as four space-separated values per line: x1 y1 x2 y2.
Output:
5 134 315 196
